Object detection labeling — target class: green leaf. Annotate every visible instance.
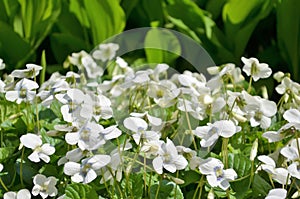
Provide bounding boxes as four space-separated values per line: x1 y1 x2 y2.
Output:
65 183 98 199
82 0 126 45
180 170 201 187
222 0 274 59
120 173 144 199
144 28 181 64
277 0 300 81
150 180 184 199
0 21 32 68
0 147 15 162
252 174 272 198
228 153 252 177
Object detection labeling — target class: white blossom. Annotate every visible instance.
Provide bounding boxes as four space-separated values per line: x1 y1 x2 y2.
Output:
152 138 188 174
92 43 119 62
20 133 55 163
5 78 39 104
241 57 272 81
198 157 237 190
64 155 111 184
4 189 31 199
11 64 42 79
32 174 57 199
194 120 241 147
0 58 5 70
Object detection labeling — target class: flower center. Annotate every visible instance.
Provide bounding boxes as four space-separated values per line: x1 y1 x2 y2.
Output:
19 88 27 98
80 128 91 140
214 166 224 180
93 105 102 115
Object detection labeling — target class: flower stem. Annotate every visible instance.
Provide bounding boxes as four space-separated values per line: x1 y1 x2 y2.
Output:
222 138 229 168
20 147 25 187
247 76 253 93
0 178 9 192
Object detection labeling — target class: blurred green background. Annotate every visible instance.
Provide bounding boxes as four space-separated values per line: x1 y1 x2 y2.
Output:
0 0 299 81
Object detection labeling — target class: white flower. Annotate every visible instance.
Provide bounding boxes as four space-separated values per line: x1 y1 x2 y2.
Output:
55 88 86 123
123 117 160 145
257 155 290 185
11 64 42 79
130 112 163 131
20 133 55 163
152 138 188 174
32 174 57 199
243 91 277 129
241 57 272 81
82 55 103 78
276 77 300 95
194 120 241 147
65 121 104 151
5 78 39 104
65 50 89 70
4 189 31 199
266 188 287 199
198 158 237 190
80 93 113 121
0 58 5 70
280 138 300 179
262 131 284 143
92 43 119 62
64 155 111 184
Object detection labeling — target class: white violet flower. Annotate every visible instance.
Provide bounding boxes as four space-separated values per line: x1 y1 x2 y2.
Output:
241 57 272 81
32 174 57 199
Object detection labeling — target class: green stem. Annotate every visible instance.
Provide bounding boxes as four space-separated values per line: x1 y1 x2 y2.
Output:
20 147 25 187
247 76 253 93
222 138 229 168
155 175 162 199
0 178 8 192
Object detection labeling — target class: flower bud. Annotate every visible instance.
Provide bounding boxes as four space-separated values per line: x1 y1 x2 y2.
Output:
250 138 258 161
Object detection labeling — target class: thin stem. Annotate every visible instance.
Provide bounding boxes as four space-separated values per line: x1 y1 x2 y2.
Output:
20 147 25 187
0 178 8 192
155 175 162 199
247 76 253 93
222 138 229 168
182 97 197 150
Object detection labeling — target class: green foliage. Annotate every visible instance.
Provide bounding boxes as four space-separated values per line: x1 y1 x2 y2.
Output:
277 0 300 81
65 183 98 199
150 180 184 199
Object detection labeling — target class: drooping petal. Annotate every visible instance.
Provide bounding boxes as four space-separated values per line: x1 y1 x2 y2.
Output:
283 109 300 124
123 117 148 133
153 157 163 174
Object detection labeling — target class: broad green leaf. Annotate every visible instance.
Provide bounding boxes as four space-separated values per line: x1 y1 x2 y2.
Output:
277 0 300 81
0 21 32 68
144 28 181 64
222 0 274 59
65 183 98 199
82 0 126 45
252 174 272 198
165 0 215 39
150 180 184 199
69 0 90 28
228 153 251 177
231 176 252 199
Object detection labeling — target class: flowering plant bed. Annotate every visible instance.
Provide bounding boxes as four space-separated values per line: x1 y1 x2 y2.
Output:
0 43 299 199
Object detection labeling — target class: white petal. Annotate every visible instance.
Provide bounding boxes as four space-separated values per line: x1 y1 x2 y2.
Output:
214 120 237 138
262 131 283 143
89 155 111 170
206 174 219 188
17 189 31 199
28 152 41 162
174 155 188 170
123 117 148 132
34 174 46 185
266 188 287 199
164 163 177 173
5 91 19 102
223 168 237 180
64 162 81 176
283 109 300 124
280 146 299 161
4 192 17 199
65 132 80 145
153 157 163 174
38 153 50 163
83 169 97 184
199 158 222 175
71 173 84 183
41 144 55 155
257 155 275 168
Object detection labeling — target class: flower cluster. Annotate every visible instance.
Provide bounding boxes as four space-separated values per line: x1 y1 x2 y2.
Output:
0 45 299 198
